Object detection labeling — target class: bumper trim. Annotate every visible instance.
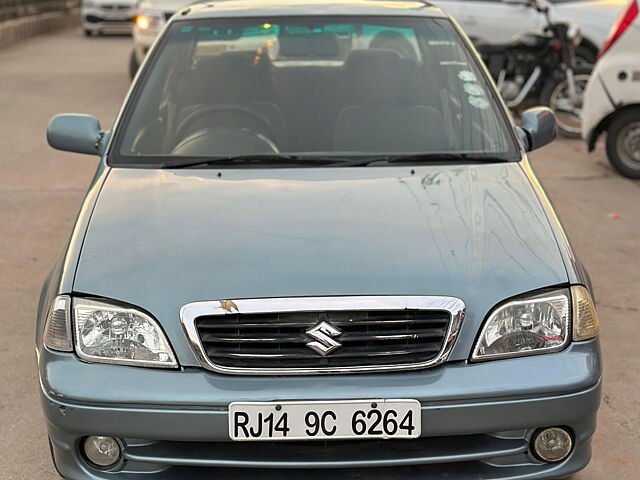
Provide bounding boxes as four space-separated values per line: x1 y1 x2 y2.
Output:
42 380 600 440
123 434 528 469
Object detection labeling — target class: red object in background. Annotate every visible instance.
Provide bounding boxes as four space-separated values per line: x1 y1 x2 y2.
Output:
598 0 639 59
608 213 621 219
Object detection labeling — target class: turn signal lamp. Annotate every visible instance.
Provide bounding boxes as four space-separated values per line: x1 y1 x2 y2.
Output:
136 14 151 30
571 285 599 341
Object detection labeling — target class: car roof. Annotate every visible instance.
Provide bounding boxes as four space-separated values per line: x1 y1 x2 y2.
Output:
178 0 448 20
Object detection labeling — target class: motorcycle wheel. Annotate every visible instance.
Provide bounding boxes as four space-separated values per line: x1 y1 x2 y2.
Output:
540 66 592 139
575 45 597 68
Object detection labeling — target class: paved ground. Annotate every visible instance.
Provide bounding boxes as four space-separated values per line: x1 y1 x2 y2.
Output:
0 27 638 480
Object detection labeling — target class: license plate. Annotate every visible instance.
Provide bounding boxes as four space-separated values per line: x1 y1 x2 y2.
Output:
229 399 421 441
104 12 129 20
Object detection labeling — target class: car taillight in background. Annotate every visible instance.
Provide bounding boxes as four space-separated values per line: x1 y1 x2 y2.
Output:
598 0 638 59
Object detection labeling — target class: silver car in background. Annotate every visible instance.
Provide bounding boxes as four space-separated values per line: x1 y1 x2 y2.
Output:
81 0 137 36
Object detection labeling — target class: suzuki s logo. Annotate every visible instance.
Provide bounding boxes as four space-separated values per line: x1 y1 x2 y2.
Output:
305 321 342 356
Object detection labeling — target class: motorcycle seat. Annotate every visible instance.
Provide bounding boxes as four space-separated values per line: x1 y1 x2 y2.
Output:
476 43 512 54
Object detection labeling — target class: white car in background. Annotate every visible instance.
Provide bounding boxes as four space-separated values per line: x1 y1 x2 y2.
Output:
130 0 190 76
434 0 630 64
81 0 137 36
582 0 640 177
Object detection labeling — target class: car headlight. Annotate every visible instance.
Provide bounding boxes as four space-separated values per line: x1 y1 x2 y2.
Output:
135 9 166 31
73 297 177 368
472 286 598 361
42 295 178 368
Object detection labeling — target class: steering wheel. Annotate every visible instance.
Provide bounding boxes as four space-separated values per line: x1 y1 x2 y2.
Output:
171 126 280 156
175 104 277 149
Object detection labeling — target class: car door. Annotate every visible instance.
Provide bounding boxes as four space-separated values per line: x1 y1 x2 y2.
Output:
442 0 545 44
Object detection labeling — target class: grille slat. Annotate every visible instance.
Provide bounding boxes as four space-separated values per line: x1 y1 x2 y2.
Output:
197 319 449 329
200 328 446 344
204 343 441 358
195 309 450 371
201 334 305 343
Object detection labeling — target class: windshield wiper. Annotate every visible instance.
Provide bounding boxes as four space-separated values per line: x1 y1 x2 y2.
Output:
160 153 512 169
160 154 346 169
328 153 512 168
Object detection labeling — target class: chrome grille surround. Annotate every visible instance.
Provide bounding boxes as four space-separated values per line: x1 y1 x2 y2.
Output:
180 296 465 375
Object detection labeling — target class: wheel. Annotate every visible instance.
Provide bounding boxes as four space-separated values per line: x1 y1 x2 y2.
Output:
605 108 640 179
84 28 93 37
540 66 592 139
129 50 139 80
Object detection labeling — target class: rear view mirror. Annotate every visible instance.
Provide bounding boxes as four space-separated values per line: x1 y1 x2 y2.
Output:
519 107 557 152
47 114 103 156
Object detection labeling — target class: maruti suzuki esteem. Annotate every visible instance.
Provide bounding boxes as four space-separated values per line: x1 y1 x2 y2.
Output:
39 1 601 479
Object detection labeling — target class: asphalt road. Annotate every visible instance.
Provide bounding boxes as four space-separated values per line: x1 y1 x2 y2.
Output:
1 27 639 480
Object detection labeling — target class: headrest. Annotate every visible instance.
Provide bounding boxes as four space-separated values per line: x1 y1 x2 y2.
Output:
188 50 276 104
279 33 340 58
343 49 404 106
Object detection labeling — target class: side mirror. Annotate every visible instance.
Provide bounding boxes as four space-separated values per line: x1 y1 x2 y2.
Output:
47 114 103 156
519 107 557 152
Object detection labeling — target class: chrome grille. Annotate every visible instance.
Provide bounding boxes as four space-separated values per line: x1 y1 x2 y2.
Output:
101 5 131 10
196 310 450 369
181 296 465 375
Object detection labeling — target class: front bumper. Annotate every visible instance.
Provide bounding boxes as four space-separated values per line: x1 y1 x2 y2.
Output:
40 340 601 480
582 71 616 149
81 8 135 32
132 27 159 64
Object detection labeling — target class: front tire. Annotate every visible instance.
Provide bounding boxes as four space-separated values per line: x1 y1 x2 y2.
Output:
129 50 139 80
606 108 640 179
540 66 592 139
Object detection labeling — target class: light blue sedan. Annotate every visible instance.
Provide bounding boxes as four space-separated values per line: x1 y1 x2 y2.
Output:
38 1 601 479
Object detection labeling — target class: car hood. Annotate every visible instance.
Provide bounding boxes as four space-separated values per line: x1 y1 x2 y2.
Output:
138 0 190 12
74 164 568 363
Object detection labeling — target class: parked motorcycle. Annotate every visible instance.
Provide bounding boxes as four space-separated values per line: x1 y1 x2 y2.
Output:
474 0 591 138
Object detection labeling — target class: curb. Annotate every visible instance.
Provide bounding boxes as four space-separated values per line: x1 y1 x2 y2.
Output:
0 9 80 50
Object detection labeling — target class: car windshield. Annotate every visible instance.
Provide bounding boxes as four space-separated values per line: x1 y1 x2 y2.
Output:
112 15 519 166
